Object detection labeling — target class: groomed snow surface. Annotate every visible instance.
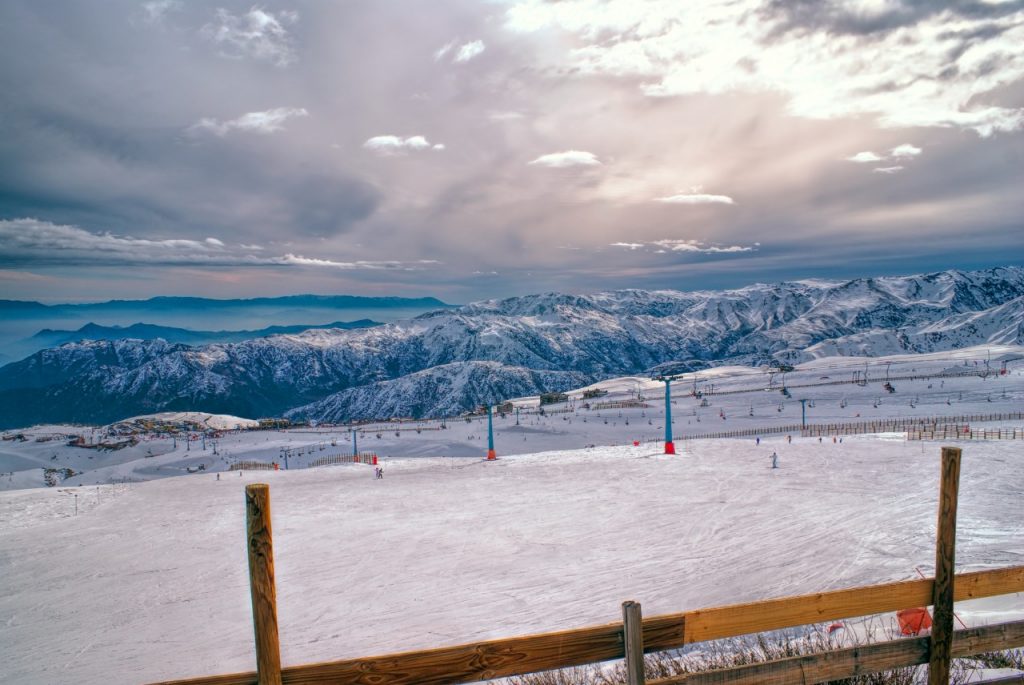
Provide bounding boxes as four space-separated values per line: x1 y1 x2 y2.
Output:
1 434 1022 683
1 347 1023 683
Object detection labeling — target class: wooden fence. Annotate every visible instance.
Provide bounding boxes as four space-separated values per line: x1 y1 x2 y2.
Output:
676 411 1024 441
150 446 1024 685
908 427 1024 442
589 400 652 411
307 452 378 468
229 460 279 471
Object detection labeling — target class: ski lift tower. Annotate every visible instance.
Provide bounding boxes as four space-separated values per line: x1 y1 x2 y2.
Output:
799 398 808 428
351 427 358 457
486 404 497 460
655 375 676 454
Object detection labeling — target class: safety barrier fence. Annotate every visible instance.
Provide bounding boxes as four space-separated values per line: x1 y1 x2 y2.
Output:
228 460 279 471
588 400 652 410
909 428 1024 442
676 412 1024 441
150 446 1024 685
307 452 378 468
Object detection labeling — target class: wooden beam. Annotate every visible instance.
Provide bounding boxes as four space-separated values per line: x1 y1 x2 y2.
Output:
680 565 1024 645
649 619 1024 685
929 446 961 685
623 601 646 685
246 484 282 685
147 566 1024 685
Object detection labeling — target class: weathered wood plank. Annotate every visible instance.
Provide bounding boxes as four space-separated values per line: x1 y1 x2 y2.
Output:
680 565 1024 645
623 601 645 685
246 484 282 685
929 446 961 685
147 566 1024 685
282 621 633 684
649 619 1024 685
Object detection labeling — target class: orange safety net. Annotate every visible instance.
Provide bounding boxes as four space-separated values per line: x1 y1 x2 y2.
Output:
896 607 933 635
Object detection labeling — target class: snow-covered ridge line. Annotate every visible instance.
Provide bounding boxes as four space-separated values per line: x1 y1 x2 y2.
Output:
1 266 1022 427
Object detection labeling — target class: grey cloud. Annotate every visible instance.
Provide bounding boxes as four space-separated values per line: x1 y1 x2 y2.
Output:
0 218 425 270
762 0 1024 38
189 107 309 135
0 0 1020 304
201 6 298 66
285 175 382 238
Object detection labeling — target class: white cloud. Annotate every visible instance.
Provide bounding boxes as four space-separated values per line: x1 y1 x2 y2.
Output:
141 0 181 25
277 254 408 270
608 238 755 254
847 151 885 163
651 239 753 253
872 166 905 174
189 107 308 136
890 143 922 158
655 193 734 205
434 40 457 61
528 150 601 167
454 40 486 63
202 7 298 66
363 135 441 155
0 218 436 271
489 111 525 121
0 218 232 265
436 39 486 64
505 0 1024 136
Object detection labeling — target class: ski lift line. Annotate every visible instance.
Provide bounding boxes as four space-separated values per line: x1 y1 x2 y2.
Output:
686 368 989 399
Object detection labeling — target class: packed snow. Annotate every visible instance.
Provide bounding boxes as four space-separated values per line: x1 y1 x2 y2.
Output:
1 435 1022 683
0 347 1022 683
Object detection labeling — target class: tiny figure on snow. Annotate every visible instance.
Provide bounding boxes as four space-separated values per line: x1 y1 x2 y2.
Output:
756 437 760 446
770 451 779 469
216 473 220 481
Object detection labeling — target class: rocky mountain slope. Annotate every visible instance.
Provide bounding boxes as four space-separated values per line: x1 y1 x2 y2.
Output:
1 266 1021 427
287 362 590 423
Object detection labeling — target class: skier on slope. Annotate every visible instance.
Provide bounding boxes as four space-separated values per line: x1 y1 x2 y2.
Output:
770 451 779 469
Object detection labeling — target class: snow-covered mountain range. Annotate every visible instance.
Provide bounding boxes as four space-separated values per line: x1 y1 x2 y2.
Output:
1 266 1022 428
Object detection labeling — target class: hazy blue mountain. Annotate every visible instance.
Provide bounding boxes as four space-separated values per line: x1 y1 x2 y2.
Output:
0 294 453 361
0 294 451 316
1 266 1022 428
21 320 380 356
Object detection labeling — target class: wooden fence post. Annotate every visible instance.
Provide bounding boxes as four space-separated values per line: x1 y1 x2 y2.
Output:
246 484 283 685
623 601 645 685
929 446 961 685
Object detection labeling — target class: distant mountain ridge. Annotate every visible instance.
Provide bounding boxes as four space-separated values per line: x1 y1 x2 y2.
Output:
25 320 380 350
0 294 452 315
0 266 1021 428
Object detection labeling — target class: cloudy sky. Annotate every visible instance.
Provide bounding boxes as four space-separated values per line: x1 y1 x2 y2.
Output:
1 0 1022 303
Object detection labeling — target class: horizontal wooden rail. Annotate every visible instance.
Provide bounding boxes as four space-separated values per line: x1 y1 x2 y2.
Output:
650 619 1024 685
680 565 1023 645
150 565 1024 685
